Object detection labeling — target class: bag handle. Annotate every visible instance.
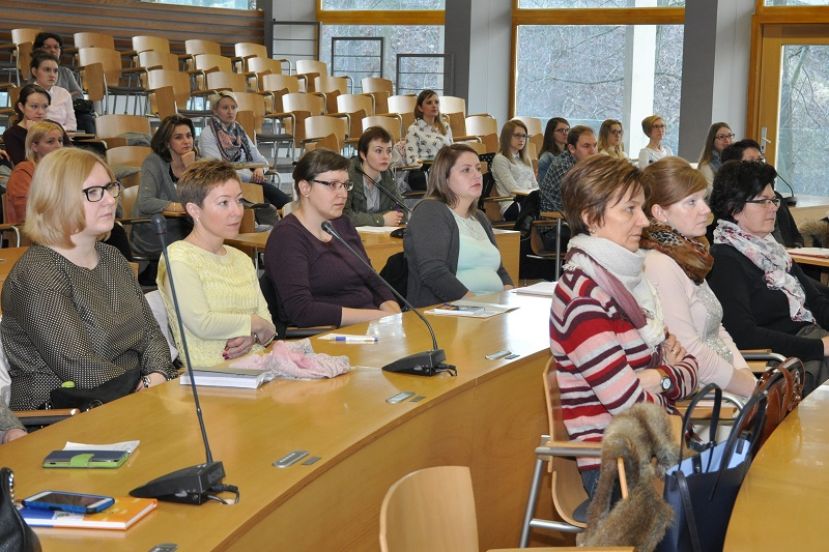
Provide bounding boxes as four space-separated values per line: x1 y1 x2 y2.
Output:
677 470 702 552
679 383 722 463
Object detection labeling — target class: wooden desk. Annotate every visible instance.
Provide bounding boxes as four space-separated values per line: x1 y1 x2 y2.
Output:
227 228 522 285
725 384 829 550
0 291 554 551
789 252 829 269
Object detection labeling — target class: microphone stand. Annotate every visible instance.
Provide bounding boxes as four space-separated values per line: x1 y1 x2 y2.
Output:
355 165 412 216
321 220 455 377
130 214 233 505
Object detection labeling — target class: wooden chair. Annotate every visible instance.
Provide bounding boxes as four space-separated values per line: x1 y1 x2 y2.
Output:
464 115 498 151
78 47 146 114
132 35 171 55
194 54 233 75
95 114 151 149
380 466 479 552
106 145 152 169
386 94 417 133
233 42 267 72
530 212 568 280
10 28 41 46
336 93 374 142
304 115 347 153
362 115 402 143
205 71 249 93
315 74 349 113
147 69 196 112
260 73 300 113
295 59 328 92
73 32 116 51
361 76 393 116
138 51 180 73
246 56 284 90
518 357 603 546
278 92 326 155
183 39 221 71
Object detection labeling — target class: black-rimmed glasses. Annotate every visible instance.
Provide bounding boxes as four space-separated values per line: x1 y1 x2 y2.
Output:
745 197 781 208
312 179 353 192
83 181 122 202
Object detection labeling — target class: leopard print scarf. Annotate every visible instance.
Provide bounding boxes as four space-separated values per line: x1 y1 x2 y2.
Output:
640 222 713 285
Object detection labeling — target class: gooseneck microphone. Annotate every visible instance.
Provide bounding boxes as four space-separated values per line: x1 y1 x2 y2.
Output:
321 221 455 377
130 214 231 505
355 166 411 215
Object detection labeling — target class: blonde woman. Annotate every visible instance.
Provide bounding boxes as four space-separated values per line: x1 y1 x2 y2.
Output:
491 119 538 219
5 120 64 224
638 115 672 169
598 119 626 159
1 148 175 410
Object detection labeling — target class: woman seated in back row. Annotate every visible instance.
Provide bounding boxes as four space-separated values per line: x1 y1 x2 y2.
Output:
131 115 196 280
198 91 291 209
265 149 400 328
345 126 406 227
491 119 538 221
1 148 176 411
405 144 513 308
707 160 829 395
641 157 756 397
157 159 275 369
6 120 64 224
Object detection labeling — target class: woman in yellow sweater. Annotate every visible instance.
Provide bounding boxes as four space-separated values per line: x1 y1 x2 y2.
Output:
157 159 276 368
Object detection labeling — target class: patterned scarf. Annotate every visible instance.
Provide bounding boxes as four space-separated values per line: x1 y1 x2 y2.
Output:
208 116 253 163
566 234 666 358
640 222 713 285
714 219 814 323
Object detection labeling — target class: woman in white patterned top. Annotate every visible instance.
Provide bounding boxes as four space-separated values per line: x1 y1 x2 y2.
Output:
491 119 538 219
404 89 453 166
640 157 756 397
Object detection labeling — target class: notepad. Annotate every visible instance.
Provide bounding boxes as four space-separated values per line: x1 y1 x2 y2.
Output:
511 281 558 297
789 247 829 258
180 365 274 389
425 300 517 319
21 497 157 530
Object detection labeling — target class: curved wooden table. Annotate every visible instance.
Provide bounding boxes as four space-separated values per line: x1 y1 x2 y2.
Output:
724 384 829 550
0 291 552 551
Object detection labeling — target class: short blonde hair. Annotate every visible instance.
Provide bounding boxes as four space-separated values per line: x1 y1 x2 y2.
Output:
25 148 114 248
641 115 664 137
24 120 64 162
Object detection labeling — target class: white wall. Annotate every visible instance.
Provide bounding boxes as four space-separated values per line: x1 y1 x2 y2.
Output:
466 0 512 126
712 0 755 139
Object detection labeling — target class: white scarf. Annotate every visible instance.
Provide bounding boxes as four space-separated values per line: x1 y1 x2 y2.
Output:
567 234 666 350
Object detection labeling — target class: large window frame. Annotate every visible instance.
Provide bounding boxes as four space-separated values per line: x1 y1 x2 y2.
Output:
509 3 684 119
316 0 444 27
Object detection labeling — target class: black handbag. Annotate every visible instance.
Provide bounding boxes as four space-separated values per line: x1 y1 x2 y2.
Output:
657 384 767 552
0 468 41 552
48 368 141 411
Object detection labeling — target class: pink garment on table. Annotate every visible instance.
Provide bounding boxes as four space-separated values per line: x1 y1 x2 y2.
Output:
231 339 350 379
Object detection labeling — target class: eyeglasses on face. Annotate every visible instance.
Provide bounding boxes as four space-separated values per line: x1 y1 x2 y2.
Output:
555 127 570 134
312 179 353 192
745 197 781 208
716 133 735 141
610 129 623 136
513 133 528 139
82 181 122 202
652 124 667 130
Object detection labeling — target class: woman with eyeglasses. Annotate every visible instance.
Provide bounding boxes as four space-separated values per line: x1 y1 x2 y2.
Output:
491 119 538 220
264 149 400 329
405 144 514 308
538 117 569 183
637 115 672 169
707 160 829 395
698 122 734 188
157 160 275 369
598 119 626 160
1 149 176 411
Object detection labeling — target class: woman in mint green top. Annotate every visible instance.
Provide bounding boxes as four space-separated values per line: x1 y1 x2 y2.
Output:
454 211 507 294
405 144 513 308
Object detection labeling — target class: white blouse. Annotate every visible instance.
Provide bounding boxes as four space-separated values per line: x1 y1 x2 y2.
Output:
405 118 453 165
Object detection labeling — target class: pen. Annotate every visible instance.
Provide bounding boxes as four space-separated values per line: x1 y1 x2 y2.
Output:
333 335 378 343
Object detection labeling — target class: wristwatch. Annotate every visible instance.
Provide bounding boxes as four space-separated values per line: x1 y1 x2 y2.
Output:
657 369 673 394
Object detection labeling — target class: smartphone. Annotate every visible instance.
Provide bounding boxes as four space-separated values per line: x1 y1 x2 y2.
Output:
42 449 129 469
22 491 115 514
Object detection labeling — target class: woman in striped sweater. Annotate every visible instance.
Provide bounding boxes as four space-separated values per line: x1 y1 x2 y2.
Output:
549 155 698 498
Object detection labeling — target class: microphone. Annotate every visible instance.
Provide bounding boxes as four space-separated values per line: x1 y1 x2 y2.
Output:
130 214 231 505
774 173 797 206
321 220 455 377
355 166 411 214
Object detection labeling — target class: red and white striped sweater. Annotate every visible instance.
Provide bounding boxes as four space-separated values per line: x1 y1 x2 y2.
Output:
550 266 698 471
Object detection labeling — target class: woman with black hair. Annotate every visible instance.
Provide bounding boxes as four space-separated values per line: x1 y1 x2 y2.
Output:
707 160 829 394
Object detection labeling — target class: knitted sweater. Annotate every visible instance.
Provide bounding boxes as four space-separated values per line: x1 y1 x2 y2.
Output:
157 240 271 369
550 265 698 470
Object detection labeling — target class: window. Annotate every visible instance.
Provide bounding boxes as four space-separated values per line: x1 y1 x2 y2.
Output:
320 25 445 93
762 0 829 5
514 23 683 154
141 0 255 8
321 0 443 9
518 0 683 8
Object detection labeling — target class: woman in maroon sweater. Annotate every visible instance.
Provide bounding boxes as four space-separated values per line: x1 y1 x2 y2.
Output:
264 149 400 328
550 155 697 497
